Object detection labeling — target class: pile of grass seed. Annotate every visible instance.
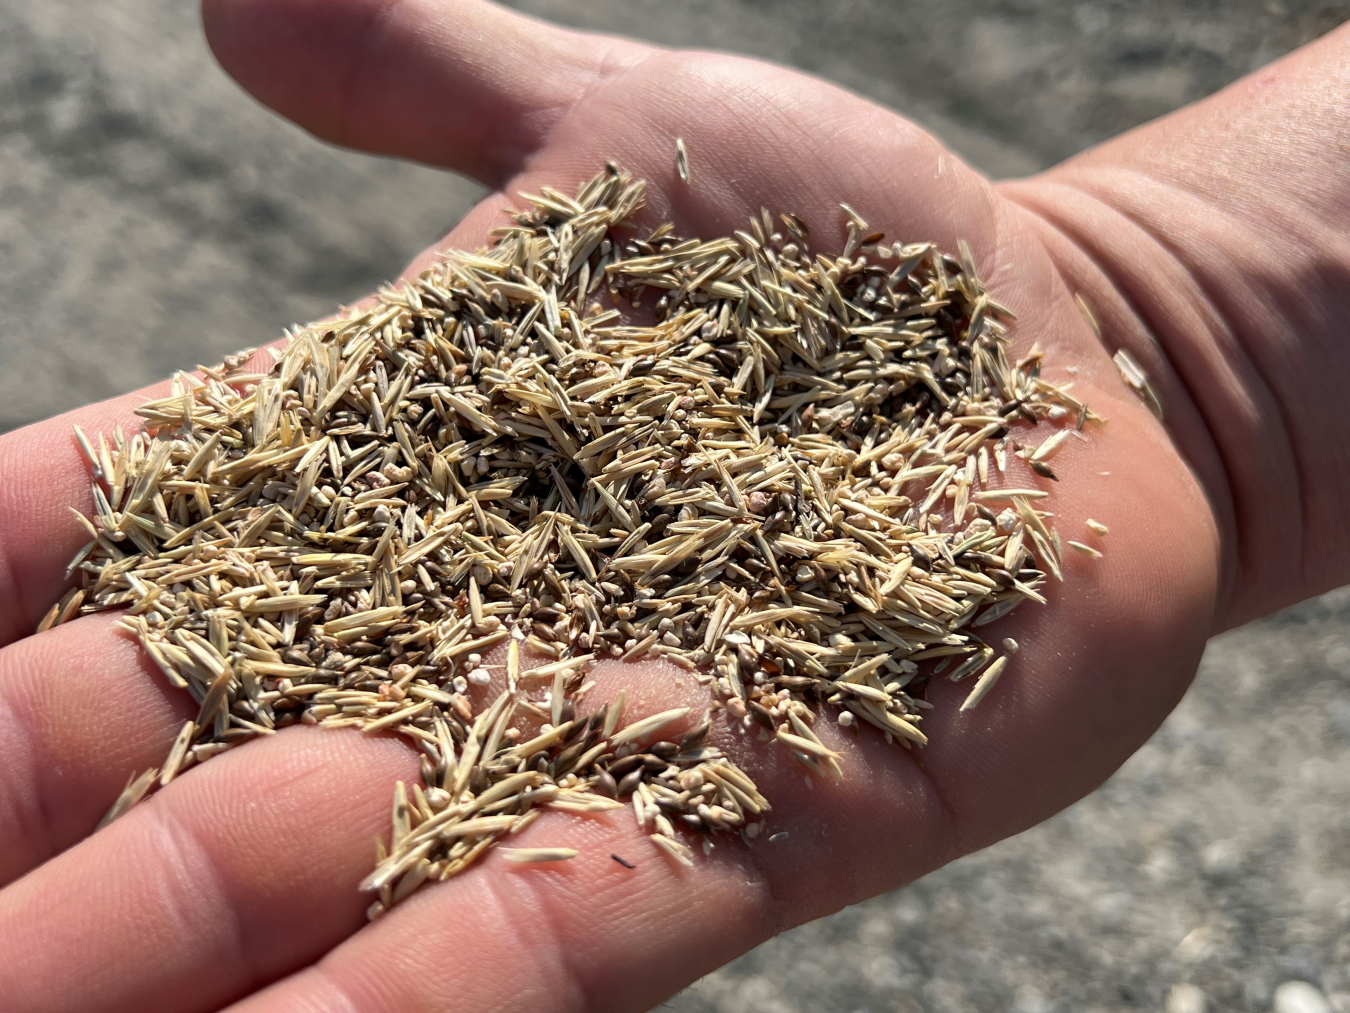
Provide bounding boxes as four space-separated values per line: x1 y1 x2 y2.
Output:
46 164 1101 917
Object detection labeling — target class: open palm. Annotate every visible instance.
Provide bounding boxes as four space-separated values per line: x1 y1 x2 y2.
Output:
9 1 1335 1010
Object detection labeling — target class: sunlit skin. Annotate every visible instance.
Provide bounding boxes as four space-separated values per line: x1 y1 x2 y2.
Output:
0 2 1347 1010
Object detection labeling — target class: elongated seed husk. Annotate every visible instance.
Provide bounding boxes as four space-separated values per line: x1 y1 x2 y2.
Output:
500 847 579 863
52 164 1093 914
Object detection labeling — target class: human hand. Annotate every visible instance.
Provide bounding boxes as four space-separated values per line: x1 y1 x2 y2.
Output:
1 2 1343 1010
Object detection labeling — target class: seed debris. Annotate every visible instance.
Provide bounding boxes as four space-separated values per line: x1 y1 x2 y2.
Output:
58 164 1095 914
500 847 578 863
1067 540 1103 559
1113 348 1163 421
959 655 1009 712
675 138 690 183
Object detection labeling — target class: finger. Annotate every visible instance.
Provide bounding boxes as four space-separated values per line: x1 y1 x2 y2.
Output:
0 725 418 1013
201 0 653 185
0 613 194 887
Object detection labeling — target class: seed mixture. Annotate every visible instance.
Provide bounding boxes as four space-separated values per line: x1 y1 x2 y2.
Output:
47 163 1099 918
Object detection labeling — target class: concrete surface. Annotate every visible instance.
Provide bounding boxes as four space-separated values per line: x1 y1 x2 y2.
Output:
4 1 1350 1010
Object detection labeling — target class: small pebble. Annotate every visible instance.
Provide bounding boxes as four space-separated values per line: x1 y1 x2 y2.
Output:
1165 983 1206 1013
1273 982 1331 1013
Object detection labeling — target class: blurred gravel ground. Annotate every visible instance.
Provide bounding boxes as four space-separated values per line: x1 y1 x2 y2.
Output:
4 2 1350 1010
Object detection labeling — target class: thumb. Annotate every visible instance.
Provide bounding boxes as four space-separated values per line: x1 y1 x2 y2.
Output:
201 0 653 185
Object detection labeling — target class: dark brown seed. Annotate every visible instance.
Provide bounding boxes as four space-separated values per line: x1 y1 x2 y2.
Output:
554 741 585 769
608 754 643 778
616 768 644 796
680 723 710 748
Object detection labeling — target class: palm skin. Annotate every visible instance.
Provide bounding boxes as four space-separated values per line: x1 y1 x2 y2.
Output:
3 1 1345 1010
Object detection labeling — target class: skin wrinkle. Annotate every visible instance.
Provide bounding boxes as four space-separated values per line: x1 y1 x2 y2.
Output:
887 743 960 864
479 861 598 1013
275 965 365 1013
325 865 593 1013
142 732 416 1009
998 182 1226 467
721 826 790 940
142 802 257 1007
719 702 957 925
980 193 1030 296
825 764 955 919
511 42 661 187
0 692 50 883
0 617 192 882
1001 183 1246 624
0 474 35 645
251 732 405 803
1049 172 1307 627
731 673 959 920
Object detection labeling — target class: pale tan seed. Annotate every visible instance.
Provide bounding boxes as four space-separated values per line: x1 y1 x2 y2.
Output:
960 656 1009 713
54 164 1092 915
1068 540 1104 559
500 848 579 864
